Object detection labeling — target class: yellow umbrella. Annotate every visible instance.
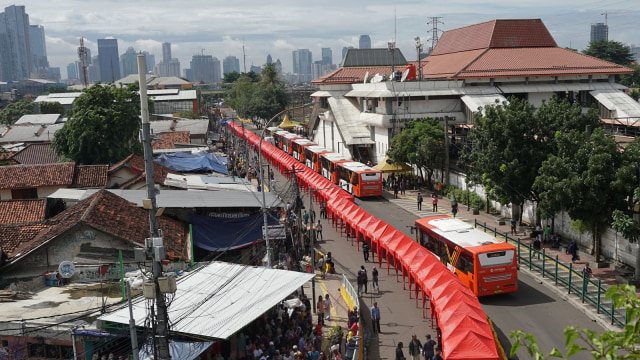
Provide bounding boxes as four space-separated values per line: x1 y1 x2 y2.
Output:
278 114 296 128
373 156 414 173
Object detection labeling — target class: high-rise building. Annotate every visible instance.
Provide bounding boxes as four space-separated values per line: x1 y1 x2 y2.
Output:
98 38 120 82
341 46 354 66
275 59 282 73
29 25 48 78
88 55 100 83
189 54 221 84
590 23 608 42
167 58 181 77
0 5 32 81
46 67 60 82
67 63 77 80
120 46 138 77
223 55 240 74
359 35 371 49
266 54 273 65
162 42 171 63
292 49 312 81
321 48 332 66
141 51 155 73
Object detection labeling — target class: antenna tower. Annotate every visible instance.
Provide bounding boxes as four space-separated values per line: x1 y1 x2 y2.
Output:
77 37 89 88
426 17 444 53
242 38 247 73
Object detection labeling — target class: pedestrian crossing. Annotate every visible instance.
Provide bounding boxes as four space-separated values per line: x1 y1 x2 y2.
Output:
386 192 471 222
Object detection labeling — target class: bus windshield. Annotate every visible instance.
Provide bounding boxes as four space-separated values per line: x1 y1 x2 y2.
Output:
478 250 514 268
362 172 381 181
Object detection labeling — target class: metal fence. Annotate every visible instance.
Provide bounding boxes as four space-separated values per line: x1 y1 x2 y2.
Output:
474 220 626 328
341 274 363 360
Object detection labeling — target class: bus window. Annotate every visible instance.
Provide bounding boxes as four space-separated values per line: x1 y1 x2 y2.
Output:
351 173 358 185
478 250 514 268
362 172 381 181
456 251 474 275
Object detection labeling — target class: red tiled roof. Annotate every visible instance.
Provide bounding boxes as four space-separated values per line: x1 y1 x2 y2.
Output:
10 189 188 262
0 199 46 225
109 153 178 187
73 165 108 188
421 49 486 79
9 142 63 165
152 131 191 150
0 223 50 259
0 162 75 189
312 66 393 85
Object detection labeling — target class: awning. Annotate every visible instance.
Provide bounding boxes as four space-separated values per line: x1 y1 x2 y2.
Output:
139 340 214 360
190 213 279 251
99 262 315 340
461 94 507 115
590 90 640 119
373 156 413 173
311 90 331 97
346 137 375 145
278 114 296 128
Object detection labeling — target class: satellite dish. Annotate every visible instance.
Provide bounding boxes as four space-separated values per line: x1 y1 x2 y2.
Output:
400 69 410 82
58 261 76 278
372 74 383 83
363 71 369 84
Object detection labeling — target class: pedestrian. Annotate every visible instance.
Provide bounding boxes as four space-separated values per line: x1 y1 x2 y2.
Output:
316 220 323 241
348 306 359 329
510 218 516 235
422 334 436 360
431 194 438 212
320 201 327 219
396 342 406 360
393 182 399 199
317 295 325 325
408 334 422 360
357 266 366 296
362 242 370 262
451 203 458 218
543 224 551 244
431 348 443 360
417 192 423 211
400 179 406 195
370 302 381 334
271 178 277 191
303 210 309 226
324 294 331 320
567 239 579 262
372 267 379 291
582 262 593 279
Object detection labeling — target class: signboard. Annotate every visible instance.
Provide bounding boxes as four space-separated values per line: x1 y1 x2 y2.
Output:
263 225 287 239
58 261 76 278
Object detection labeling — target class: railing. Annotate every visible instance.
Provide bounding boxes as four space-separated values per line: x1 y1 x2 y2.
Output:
340 274 363 360
474 220 626 328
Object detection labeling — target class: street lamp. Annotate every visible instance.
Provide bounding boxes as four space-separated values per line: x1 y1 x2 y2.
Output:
414 36 423 81
259 102 318 267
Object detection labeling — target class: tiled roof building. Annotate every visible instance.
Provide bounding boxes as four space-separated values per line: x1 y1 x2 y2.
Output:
108 153 178 189
9 142 63 165
0 199 46 225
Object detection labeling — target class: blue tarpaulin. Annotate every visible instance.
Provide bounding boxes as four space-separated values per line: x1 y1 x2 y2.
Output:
154 152 228 174
190 213 280 251
139 340 214 360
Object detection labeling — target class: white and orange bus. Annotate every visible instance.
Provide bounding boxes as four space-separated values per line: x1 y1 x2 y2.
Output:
304 146 332 173
281 133 303 155
335 161 383 197
319 153 350 183
414 215 518 296
291 139 317 162
272 130 291 150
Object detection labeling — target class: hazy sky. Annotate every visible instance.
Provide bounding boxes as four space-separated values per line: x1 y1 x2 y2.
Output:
17 0 639 79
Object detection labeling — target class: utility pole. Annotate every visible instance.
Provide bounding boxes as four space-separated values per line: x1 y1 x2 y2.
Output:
309 187 316 313
426 17 444 53
137 55 171 360
291 165 303 246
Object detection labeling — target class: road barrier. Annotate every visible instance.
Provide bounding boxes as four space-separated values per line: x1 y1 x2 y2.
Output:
475 220 626 327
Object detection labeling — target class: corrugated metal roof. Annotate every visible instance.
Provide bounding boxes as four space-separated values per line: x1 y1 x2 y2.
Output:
0 124 64 144
327 97 373 147
150 89 197 101
14 114 61 125
590 90 640 118
99 262 314 340
150 119 209 135
461 94 508 114
342 48 407 67
311 90 331 97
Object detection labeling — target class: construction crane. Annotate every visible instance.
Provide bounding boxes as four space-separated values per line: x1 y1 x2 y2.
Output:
601 10 630 26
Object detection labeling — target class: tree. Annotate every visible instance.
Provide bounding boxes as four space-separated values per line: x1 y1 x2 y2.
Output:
461 96 600 222
387 118 445 185
619 64 640 89
629 88 640 102
510 285 640 359
611 138 640 243
225 75 256 118
223 71 241 84
533 128 628 262
0 98 35 124
583 40 634 65
52 83 142 165
38 101 65 115
260 63 282 87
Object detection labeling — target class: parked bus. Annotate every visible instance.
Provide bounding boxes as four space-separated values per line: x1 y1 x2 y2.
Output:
414 215 518 296
304 146 332 173
291 139 317 162
281 133 303 155
320 153 350 183
265 127 283 136
335 161 383 197
272 130 290 150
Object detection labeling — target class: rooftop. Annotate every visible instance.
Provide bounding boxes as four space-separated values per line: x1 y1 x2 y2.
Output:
0 199 46 225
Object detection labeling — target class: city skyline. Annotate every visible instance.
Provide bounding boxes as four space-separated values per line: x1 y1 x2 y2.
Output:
6 0 640 80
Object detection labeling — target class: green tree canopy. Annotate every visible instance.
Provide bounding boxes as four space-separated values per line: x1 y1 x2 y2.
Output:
52 83 142 165
0 98 35 124
260 63 282 87
38 101 65 116
387 118 445 184
223 71 241 84
225 75 256 118
583 40 634 65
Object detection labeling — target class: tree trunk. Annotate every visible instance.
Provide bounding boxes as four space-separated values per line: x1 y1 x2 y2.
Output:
594 222 601 263
519 203 525 226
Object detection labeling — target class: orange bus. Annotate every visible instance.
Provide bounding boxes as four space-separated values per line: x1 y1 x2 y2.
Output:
291 139 317 162
272 130 290 150
415 215 518 296
304 146 332 173
335 161 383 197
265 126 283 136
281 133 303 155
319 153 350 183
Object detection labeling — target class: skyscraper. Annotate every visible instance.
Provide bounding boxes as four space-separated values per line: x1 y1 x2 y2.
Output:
29 25 48 78
341 46 354 66
321 48 332 66
0 5 32 81
590 23 608 42
97 38 120 82
141 51 155 73
120 46 138 77
359 35 371 49
223 56 240 74
162 42 172 64
292 49 312 81
189 54 220 84
67 63 77 80
267 54 273 65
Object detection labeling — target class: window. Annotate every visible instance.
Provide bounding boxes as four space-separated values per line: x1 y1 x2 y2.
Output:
11 188 38 199
478 250 514 267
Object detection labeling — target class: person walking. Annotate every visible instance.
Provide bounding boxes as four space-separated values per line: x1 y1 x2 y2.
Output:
431 194 438 212
395 342 406 360
323 294 332 320
431 348 443 360
582 262 593 279
408 334 422 360
316 295 325 325
393 182 399 199
370 302 381 334
510 218 517 235
362 242 370 262
316 220 323 241
357 266 367 296
372 267 379 292
567 239 579 262
422 334 436 360
417 193 423 211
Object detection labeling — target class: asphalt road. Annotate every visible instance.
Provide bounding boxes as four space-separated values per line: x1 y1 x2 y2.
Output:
333 195 606 360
